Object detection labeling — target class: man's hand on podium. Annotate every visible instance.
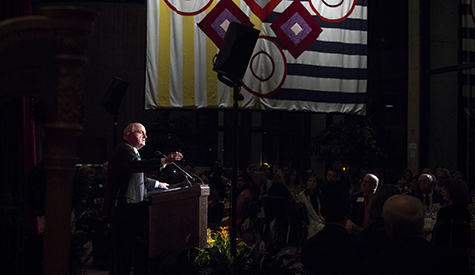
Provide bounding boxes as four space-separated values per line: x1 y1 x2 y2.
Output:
155 181 169 189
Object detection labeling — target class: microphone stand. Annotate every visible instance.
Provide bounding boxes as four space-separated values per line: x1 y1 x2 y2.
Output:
155 151 195 187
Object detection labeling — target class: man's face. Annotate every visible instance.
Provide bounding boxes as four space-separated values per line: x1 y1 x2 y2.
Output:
126 124 147 149
418 175 433 194
361 174 377 196
261 166 270 176
255 174 267 187
326 170 340 183
435 171 449 187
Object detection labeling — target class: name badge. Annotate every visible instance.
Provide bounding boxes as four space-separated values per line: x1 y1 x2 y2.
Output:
357 197 364 202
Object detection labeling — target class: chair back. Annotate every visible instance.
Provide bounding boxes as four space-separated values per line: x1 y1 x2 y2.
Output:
286 202 309 226
246 201 260 221
265 196 288 222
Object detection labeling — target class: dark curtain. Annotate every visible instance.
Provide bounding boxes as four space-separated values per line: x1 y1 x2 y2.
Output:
0 2 41 275
1 0 31 21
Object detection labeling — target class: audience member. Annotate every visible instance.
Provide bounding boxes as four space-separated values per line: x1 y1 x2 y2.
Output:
421 167 434 175
204 174 221 205
430 179 472 250
397 168 413 193
297 173 324 239
209 159 228 199
247 164 259 179
267 171 293 202
407 175 422 197
81 166 104 198
301 181 362 275
434 167 450 193
259 163 273 197
325 167 342 185
346 173 379 234
451 170 464 181
285 168 304 200
346 168 362 195
358 184 401 258
417 173 446 209
265 171 293 244
229 173 252 227
435 178 471 224
363 194 469 275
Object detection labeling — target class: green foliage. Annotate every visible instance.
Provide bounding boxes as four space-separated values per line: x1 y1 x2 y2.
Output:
189 227 266 275
312 117 387 169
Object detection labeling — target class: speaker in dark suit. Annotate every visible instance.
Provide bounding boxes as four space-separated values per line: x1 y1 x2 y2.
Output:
213 22 260 87
100 76 129 115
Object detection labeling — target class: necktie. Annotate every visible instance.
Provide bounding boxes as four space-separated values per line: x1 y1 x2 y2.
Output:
424 194 430 206
136 150 141 160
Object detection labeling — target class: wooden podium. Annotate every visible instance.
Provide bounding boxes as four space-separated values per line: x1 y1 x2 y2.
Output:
148 184 209 263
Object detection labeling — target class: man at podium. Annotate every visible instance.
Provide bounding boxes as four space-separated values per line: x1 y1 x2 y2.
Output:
102 122 183 275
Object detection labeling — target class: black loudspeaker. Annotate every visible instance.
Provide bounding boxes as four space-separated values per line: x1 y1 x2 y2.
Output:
213 22 260 87
100 76 129 115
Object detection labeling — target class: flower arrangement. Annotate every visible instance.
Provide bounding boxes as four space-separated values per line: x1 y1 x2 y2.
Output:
189 226 265 275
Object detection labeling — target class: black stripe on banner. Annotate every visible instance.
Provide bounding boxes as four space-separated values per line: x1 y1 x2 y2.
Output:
461 28 475 40
461 51 475 63
357 0 368 7
287 64 367 80
307 40 367 55
265 13 367 32
269 36 367 56
460 73 475 85
460 4 471 16
268 88 367 103
317 17 367 31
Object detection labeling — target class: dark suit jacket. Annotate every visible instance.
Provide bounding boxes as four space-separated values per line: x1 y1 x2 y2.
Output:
436 203 471 224
417 189 446 208
102 141 162 219
301 223 363 274
349 191 366 226
363 236 470 275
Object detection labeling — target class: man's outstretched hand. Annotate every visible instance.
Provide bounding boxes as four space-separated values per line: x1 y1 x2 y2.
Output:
165 151 183 164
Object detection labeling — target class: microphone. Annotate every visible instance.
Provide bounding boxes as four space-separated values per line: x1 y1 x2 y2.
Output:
154 151 199 187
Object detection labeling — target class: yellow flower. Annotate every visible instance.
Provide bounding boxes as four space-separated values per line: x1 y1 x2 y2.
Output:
219 228 229 239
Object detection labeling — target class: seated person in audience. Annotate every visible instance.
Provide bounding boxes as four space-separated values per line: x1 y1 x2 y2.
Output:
363 194 470 275
358 184 400 258
429 178 472 247
222 173 252 227
259 163 273 196
265 172 293 243
347 168 362 195
285 168 304 201
297 173 324 239
346 173 379 234
417 173 446 208
301 182 363 274
267 171 293 202
324 167 342 185
407 174 422 197
204 175 220 206
434 167 450 193
435 178 470 224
